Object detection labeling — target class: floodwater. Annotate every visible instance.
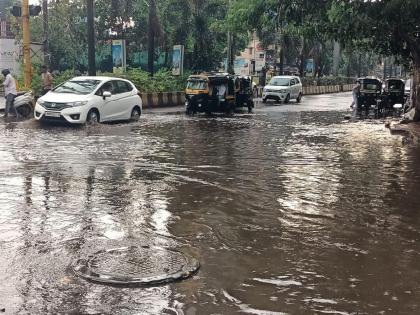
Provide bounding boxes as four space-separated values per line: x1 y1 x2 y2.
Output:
1 94 420 314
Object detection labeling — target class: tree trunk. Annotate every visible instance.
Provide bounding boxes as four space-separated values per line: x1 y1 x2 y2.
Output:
148 0 156 76
413 60 420 122
299 37 306 77
279 48 284 75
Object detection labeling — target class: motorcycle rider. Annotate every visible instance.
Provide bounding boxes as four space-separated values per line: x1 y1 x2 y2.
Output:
1 69 18 118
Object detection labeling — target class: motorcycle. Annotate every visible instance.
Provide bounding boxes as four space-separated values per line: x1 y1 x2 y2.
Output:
13 91 35 118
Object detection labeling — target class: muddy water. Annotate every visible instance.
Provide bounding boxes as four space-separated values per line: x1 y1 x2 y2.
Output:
1 103 420 314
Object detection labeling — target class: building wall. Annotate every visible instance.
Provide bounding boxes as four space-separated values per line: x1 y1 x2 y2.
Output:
0 38 20 75
234 36 266 76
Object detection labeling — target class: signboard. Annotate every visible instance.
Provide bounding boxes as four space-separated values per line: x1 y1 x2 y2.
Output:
0 38 20 75
234 58 250 76
305 59 314 74
112 39 126 73
172 45 184 76
255 51 266 72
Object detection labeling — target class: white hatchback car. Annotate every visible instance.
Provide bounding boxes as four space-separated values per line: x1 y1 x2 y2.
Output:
262 76 303 103
34 76 142 124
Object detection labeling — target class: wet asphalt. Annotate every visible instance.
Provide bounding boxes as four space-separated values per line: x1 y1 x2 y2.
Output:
1 93 420 314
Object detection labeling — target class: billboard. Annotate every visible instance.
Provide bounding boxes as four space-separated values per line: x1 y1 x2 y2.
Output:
112 39 126 73
172 45 184 76
234 58 250 76
305 59 314 74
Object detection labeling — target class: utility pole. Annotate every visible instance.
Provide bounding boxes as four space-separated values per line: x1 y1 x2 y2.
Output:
22 0 31 87
42 0 49 66
148 0 156 76
87 0 96 76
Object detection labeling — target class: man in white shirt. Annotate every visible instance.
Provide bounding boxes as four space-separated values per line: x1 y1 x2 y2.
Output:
1 69 18 118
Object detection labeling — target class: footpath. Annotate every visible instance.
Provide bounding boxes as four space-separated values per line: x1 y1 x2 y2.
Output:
390 122 420 143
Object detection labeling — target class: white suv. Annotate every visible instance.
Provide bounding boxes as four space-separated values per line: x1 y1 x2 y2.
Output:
262 76 303 103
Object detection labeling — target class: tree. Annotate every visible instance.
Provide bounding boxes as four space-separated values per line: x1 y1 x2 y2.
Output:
328 0 420 120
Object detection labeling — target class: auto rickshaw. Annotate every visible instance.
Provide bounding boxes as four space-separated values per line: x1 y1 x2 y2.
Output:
235 76 254 113
356 77 382 112
383 78 405 107
374 78 405 117
185 73 236 115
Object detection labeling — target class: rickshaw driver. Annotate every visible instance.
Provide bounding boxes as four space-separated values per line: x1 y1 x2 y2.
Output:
351 80 361 113
214 84 227 107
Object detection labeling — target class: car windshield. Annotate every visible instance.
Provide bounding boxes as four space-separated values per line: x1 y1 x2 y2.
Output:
269 78 290 86
187 80 207 90
53 80 101 95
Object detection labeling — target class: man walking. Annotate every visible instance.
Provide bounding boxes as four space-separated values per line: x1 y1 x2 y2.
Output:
41 65 53 95
1 69 18 118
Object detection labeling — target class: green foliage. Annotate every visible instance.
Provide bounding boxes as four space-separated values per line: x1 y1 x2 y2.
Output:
19 68 189 95
114 69 190 93
301 76 354 87
24 0 246 73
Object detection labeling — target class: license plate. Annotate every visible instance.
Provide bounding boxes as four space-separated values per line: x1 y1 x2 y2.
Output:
45 111 61 117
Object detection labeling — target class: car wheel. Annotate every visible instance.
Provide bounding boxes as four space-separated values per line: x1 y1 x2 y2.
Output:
284 94 290 104
296 93 302 103
86 109 100 125
262 98 267 104
130 107 141 122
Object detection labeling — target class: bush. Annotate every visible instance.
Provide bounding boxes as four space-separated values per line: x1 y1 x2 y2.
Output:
24 67 189 96
301 76 355 87
107 68 190 93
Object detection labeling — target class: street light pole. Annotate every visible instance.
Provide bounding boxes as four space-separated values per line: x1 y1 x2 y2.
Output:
87 0 96 76
22 0 31 87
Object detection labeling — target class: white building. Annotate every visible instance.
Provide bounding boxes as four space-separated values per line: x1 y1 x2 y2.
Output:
0 17 20 75
234 35 266 76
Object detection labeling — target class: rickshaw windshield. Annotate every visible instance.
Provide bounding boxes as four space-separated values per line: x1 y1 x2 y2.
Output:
187 80 207 90
362 80 380 90
268 78 290 86
387 81 403 90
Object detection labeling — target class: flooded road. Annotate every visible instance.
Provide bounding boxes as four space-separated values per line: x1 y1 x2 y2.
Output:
1 93 420 314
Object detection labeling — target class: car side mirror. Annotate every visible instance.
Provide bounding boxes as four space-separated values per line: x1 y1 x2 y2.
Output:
103 91 112 99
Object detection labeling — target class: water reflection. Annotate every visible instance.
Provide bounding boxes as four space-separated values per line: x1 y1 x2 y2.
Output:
0 112 419 314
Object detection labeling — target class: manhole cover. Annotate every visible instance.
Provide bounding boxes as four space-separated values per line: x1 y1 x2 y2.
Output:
72 246 200 285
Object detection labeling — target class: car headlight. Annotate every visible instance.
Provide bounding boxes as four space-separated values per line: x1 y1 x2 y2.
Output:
37 99 45 106
68 101 88 107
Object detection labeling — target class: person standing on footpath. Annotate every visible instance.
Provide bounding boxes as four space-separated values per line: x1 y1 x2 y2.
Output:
41 65 53 96
1 69 18 118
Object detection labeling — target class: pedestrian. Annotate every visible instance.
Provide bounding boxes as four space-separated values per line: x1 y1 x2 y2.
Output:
1 69 18 118
350 80 361 112
41 65 53 96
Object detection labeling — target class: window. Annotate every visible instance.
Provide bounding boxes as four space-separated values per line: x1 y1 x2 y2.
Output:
290 79 296 86
96 81 113 96
111 80 130 94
